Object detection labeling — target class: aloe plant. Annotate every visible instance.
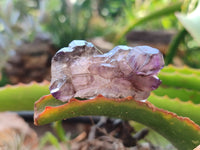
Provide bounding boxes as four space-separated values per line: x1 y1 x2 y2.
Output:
0 81 49 111
33 65 200 150
34 94 200 150
0 65 200 149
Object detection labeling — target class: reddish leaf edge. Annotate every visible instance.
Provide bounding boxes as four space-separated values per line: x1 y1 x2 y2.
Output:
34 94 200 149
34 94 200 132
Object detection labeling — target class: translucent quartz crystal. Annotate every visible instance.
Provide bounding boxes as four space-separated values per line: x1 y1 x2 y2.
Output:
50 40 164 102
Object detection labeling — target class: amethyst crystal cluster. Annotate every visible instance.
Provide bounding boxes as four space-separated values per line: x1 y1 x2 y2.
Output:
50 40 164 102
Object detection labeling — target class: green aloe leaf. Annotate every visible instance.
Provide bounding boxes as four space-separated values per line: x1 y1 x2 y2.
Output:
153 86 200 104
160 65 200 75
155 65 200 104
149 93 200 125
34 94 200 150
158 71 200 90
0 81 49 111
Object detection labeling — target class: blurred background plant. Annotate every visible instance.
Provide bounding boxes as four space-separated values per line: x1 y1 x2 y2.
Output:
0 0 40 84
175 0 200 67
0 0 40 66
1 0 200 71
39 0 94 48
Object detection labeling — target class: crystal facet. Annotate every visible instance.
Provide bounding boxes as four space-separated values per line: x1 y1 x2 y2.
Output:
50 40 164 102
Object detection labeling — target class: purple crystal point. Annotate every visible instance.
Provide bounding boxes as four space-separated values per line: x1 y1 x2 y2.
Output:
50 40 164 102
128 46 164 75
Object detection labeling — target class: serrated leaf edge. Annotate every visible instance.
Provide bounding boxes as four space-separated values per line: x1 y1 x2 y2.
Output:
34 94 200 132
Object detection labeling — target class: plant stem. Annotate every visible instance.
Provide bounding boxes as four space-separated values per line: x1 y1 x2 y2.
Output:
113 2 182 45
39 132 62 150
165 28 187 65
53 120 67 142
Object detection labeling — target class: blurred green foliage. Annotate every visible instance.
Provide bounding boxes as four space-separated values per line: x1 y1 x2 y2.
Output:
0 0 182 46
175 0 200 68
0 0 200 68
39 0 93 48
0 0 39 74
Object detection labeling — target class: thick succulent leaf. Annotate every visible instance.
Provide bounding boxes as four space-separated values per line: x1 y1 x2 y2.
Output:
34 94 200 150
176 0 200 46
161 65 200 76
155 65 200 104
158 71 200 90
0 81 49 111
153 86 200 104
149 94 200 125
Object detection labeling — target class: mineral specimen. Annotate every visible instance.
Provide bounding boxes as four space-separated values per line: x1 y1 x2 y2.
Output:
50 40 164 102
